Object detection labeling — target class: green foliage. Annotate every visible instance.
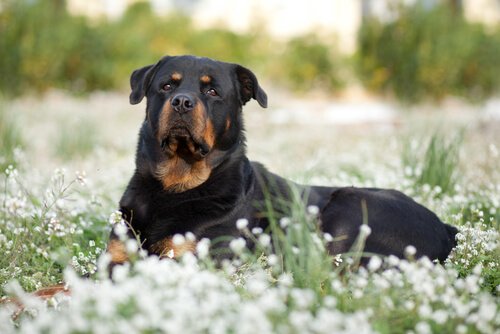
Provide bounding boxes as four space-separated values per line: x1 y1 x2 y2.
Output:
0 168 109 294
270 35 345 93
402 131 462 195
263 187 334 294
0 0 345 97
0 0 118 95
356 3 500 102
2 0 500 102
0 101 24 170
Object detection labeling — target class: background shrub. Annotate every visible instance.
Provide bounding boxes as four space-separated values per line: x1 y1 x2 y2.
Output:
268 35 345 93
1 0 499 102
356 3 500 102
0 0 344 97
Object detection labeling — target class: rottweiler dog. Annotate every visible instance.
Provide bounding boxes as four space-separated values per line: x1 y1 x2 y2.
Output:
107 55 457 267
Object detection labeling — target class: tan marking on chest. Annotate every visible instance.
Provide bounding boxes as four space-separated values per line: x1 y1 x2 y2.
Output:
150 237 197 259
156 157 211 192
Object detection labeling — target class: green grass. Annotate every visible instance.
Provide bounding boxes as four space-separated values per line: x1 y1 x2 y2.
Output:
402 130 463 196
0 168 109 295
0 101 24 170
54 117 100 160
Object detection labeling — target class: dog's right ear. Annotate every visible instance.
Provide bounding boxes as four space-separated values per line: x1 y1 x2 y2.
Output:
130 65 155 105
129 58 167 105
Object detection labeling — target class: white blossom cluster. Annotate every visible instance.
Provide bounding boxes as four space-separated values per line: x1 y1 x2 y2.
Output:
0 166 106 290
0 248 498 334
0 255 375 334
446 223 499 273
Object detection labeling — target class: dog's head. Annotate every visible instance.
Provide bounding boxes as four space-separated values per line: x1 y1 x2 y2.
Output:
130 55 267 192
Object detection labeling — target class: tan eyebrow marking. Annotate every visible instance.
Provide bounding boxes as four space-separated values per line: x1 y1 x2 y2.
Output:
171 72 182 81
200 75 211 84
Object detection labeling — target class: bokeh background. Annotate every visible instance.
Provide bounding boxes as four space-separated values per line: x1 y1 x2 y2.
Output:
1 0 499 101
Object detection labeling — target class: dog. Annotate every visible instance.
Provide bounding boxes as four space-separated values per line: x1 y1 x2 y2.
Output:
107 55 457 267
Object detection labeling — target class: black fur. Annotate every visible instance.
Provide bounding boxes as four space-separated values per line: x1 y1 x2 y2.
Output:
111 55 457 264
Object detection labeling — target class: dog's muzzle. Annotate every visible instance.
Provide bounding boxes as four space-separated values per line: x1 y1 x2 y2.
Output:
161 126 210 160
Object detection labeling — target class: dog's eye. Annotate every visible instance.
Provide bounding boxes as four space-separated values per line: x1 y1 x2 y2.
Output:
206 88 218 97
162 84 172 92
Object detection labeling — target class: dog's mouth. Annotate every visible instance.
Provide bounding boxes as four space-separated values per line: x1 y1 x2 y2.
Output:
160 126 210 160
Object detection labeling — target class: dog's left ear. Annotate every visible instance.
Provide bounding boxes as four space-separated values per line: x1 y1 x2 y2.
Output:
235 65 267 108
130 57 168 105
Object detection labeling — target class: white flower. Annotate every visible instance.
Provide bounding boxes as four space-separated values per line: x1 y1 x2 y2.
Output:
109 211 124 225
196 238 210 259
172 234 185 246
75 170 87 186
386 255 400 267
258 234 271 248
359 224 371 237
251 227 263 235
307 205 319 216
236 218 249 230
229 238 246 254
432 310 448 324
267 254 279 266
111 264 129 282
367 256 382 272
125 239 138 254
246 272 268 295
290 288 315 309
415 321 431 334
332 254 343 267
278 273 293 287
418 303 432 318
185 232 196 242
404 300 415 310
323 233 333 242
113 223 128 237
404 245 417 257
280 217 291 229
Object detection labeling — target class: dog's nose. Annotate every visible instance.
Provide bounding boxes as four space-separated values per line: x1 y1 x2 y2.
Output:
171 94 195 113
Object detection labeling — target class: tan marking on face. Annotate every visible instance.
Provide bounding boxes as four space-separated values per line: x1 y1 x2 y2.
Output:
200 75 211 84
191 100 215 147
155 99 215 192
150 237 197 259
192 102 206 133
157 100 172 142
171 72 182 81
225 117 231 132
203 119 216 148
107 239 129 264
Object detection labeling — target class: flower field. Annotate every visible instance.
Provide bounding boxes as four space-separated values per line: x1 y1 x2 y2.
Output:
0 92 498 333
